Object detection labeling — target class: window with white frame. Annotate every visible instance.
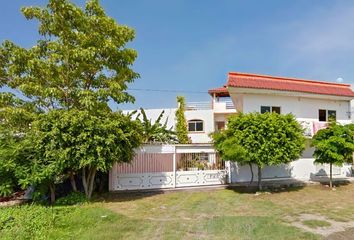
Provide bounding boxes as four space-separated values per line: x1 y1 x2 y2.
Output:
188 120 204 132
260 106 281 114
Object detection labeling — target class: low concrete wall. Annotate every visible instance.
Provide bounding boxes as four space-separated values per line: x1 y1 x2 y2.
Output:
229 158 352 183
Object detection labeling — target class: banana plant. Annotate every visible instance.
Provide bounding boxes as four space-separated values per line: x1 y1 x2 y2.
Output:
136 108 178 144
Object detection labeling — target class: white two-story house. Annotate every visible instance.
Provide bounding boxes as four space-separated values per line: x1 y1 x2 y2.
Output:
112 72 354 190
128 72 354 143
226 72 354 136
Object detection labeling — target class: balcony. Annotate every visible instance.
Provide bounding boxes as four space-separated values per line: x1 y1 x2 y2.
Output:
213 100 235 113
185 100 236 112
186 102 212 111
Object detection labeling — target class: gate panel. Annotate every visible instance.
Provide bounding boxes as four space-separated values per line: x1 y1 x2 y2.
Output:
175 152 226 187
176 170 226 187
109 145 227 191
116 172 175 190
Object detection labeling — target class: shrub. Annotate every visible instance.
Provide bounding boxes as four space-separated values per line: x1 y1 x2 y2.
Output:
55 192 88 206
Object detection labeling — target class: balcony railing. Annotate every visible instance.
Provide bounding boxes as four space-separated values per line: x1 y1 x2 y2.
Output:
185 101 236 111
225 101 235 109
186 102 212 110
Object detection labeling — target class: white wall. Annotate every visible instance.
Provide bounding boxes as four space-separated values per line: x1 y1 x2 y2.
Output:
241 94 351 123
229 159 352 183
185 110 214 143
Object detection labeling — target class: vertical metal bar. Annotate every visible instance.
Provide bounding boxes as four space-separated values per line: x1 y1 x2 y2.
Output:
173 146 176 188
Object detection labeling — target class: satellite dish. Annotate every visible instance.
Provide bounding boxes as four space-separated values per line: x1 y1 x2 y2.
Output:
336 77 344 83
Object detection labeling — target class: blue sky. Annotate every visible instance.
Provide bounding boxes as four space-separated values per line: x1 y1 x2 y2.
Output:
1 1 354 110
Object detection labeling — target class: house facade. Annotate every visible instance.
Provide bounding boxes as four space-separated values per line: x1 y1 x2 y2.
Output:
226 72 353 137
112 72 354 191
124 89 236 143
128 72 354 143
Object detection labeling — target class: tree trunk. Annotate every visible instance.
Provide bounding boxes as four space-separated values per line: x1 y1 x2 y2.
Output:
69 172 77 192
88 168 97 199
257 165 262 191
49 183 56 204
82 168 88 196
82 167 97 199
329 162 333 188
248 163 254 186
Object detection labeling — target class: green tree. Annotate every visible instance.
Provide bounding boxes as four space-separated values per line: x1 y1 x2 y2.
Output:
0 127 25 196
213 112 305 190
312 122 354 188
0 93 39 197
0 0 138 112
0 0 142 200
175 96 189 144
137 108 177 144
27 110 142 200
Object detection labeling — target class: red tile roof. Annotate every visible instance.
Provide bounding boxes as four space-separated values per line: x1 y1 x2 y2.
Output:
227 72 354 97
208 86 229 97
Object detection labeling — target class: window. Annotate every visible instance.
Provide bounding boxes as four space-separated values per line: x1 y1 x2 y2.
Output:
261 106 281 114
216 121 225 131
272 106 281 114
188 120 204 132
319 109 336 122
328 110 336 121
260 106 271 114
319 109 326 122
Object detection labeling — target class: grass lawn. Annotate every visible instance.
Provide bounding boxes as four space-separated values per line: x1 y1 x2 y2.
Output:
2 184 354 239
302 220 331 229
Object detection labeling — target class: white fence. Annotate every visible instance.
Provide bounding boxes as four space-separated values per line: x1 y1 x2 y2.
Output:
109 144 353 191
109 144 227 191
229 158 352 183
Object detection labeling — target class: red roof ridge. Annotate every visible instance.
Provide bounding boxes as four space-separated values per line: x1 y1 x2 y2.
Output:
228 72 351 88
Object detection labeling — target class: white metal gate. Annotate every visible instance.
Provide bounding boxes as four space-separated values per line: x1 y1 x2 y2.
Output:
109 144 227 191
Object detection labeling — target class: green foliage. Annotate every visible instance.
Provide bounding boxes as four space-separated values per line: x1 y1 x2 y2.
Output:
0 0 141 200
312 122 354 187
312 122 354 166
214 112 305 167
27 109 142 198
302 220 331 229
175 96 189 144
55 192 88 206
0 204 120 240
0 204 56 239
0 126 35 197
137 108 177 144
0 0 138 112
0 92 39 133
213 112 305 189
30 109 142 172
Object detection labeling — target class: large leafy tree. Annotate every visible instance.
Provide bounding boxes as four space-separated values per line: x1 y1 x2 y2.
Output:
213 112 305 190
27 110 142 200
0 0 138 111
312 122 354 188
137 108 177 144
0 0 141 200
175 96 189 144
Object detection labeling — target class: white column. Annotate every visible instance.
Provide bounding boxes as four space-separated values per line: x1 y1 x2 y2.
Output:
226 161 232 184
173 145 176 188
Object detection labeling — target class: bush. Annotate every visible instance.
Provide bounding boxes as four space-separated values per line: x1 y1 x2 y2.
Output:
55 192 88 206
